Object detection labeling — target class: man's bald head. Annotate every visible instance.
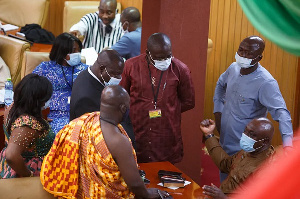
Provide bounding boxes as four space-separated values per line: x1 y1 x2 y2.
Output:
100 0 117 9
147 33 172 53
92 49 124 81
146 33 172 64
121 7 140 23
240 36 265 56
243 117 274 153
101 85 130 109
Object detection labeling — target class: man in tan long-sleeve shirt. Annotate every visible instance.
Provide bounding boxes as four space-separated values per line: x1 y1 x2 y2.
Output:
200 118 275 199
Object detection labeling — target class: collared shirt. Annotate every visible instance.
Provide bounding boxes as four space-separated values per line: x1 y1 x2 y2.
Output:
111 27 142 60
120 54 195 164
205 136 275 194
87 66 104 86
70 12 123 53
213 62 293 155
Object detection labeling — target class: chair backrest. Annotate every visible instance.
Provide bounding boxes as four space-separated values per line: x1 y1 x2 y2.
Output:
0 0 50 28
21 51 50 79
0 177 56 199
21 51 87 79
0 35 30 87
63 1 122 32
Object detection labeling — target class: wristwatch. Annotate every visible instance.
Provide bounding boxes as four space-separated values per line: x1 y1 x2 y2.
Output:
204 133 214 141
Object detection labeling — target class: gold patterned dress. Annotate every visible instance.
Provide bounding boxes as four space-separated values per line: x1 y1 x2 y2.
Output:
0 115 55 178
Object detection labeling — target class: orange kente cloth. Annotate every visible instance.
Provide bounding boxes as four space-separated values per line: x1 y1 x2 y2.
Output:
40 112 136 198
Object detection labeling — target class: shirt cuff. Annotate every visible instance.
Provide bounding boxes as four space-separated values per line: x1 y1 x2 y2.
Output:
213 102 224 113
282 133 293 147
205 136 221 152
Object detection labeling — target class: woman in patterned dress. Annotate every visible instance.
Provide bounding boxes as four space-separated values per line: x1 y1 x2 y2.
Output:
33 33 88 134
0 74 55 178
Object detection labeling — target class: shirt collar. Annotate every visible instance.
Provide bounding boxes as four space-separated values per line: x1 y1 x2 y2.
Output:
88 66 105 87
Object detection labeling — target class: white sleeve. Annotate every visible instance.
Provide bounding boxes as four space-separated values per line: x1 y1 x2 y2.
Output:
70 20 87 36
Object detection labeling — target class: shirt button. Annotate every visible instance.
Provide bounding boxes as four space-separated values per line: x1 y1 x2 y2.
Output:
148 157 151 159
149 128 151 131
149 142 151 144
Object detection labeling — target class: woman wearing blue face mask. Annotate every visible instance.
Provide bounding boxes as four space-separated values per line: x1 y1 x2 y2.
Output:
32 33 88 134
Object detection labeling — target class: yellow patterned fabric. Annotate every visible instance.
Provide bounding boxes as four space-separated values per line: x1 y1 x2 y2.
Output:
40 112 136 199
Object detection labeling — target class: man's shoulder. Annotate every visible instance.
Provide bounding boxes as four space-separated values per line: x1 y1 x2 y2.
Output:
256 64 275 81
125 54 145 65
82 12 98 19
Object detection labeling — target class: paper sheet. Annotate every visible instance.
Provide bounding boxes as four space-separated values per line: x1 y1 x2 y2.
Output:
1 24 19 31
81 47 98 66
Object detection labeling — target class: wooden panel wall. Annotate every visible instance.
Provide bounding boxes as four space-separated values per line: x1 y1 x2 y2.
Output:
44 0 143 36
205 0 299 146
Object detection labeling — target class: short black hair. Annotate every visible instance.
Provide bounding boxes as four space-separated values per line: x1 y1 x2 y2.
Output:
7 74 53 134
49 32 82 65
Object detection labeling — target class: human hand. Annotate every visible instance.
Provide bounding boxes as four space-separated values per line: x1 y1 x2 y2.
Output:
202 184 227 199
283 146 293 156
69 30 81 38
200 119 215 136
146 188 171 198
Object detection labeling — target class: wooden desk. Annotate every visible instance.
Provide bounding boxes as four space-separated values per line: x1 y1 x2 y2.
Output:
139 162 204 199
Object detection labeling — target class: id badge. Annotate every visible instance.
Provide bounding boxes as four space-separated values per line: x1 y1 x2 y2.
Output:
149 109 162 119
68 96 71 104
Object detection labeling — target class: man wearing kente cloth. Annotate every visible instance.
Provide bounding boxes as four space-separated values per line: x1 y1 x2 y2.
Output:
40 85 168 198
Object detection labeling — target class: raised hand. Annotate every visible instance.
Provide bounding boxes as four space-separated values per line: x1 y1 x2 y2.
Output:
200 119 216 136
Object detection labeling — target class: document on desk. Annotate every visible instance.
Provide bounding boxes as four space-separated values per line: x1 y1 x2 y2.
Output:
81 47 98 66
1 24 19 31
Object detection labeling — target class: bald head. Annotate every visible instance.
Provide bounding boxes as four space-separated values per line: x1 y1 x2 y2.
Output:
240 36 265 56
147 33 172 52
121 7 140 23
100 0 117 9
101 85 130 110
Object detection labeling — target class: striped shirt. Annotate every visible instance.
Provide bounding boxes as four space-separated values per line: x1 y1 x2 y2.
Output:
70 12 123 53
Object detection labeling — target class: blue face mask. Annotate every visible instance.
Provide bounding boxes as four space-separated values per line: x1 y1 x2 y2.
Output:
240 133 265 152
65 52 81 66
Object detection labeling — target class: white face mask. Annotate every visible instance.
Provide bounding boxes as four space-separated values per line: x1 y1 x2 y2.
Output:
122 22 129 35
149 53 172 71
101 68 121 86
235 52 255 69
65 52 81 66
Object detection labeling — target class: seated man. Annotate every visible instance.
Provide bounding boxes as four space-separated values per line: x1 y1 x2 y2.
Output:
40 85 169 198
199 118 275 199
70 0 123 53
69 49 135 148
111 7 142 60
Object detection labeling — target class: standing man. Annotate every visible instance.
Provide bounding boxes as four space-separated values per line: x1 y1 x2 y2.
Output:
120 33 195 164
41 85 168 199
213 36 293 181
69 49 135 148
111 7 142 60
70 0 123 53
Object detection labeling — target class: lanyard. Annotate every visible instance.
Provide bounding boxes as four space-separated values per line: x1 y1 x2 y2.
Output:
147 63 164 109
61 65 74 89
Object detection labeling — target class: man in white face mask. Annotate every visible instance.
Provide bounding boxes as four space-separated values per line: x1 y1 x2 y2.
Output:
70 49 136 148
120 33 195 164
213 36 293 182
111 7 142 60
199 118 275 198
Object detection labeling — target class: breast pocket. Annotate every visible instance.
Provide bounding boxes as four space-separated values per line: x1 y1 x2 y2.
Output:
233 94 255 119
